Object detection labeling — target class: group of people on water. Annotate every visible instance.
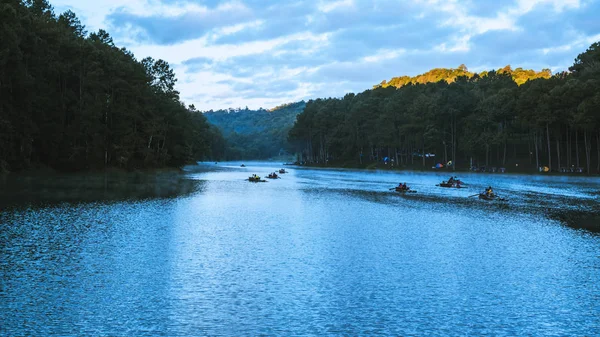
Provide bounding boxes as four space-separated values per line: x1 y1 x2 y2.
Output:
395 177 497 199
248 168 288 181
397 182 410 191
445 176 463 187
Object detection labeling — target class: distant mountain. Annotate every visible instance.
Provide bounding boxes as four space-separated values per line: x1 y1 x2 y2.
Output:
376 65 552 88
204 101 306 160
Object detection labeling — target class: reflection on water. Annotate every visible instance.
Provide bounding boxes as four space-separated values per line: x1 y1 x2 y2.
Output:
0 170 204 207
1 163 599 336
550 209 600 233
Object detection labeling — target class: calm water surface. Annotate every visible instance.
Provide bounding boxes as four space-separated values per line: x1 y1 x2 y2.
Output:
1 164 599 336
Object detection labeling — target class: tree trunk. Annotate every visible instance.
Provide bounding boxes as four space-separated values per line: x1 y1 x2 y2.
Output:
443 141 448 165
104 109 108 167
576 129 580 168
452 119 456 171
496 144 500 165
566 127 571 168
546 123 552 171
584 130 591 174
528 134 532 165
309 136 313 162
596 132 600 172
422 137 425 168
556 137 561 172
503 140 507 166
534 131 539 171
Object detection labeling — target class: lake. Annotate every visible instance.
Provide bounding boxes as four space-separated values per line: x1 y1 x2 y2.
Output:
1 163 599 336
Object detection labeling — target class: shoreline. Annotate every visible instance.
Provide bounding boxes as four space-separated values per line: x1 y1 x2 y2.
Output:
288 161 599 176
0 165 187 178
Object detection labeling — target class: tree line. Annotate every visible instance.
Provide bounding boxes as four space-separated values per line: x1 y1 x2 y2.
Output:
377 64 552 88
289 42 600 173
0 0 225 173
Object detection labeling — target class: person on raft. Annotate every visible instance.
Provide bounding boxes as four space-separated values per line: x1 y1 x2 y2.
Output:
398 182 409 191
485 186 494 197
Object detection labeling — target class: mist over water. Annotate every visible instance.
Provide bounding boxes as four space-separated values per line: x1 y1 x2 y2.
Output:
1 163 599 336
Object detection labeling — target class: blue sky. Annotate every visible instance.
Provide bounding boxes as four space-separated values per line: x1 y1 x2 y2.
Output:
51 0 600 110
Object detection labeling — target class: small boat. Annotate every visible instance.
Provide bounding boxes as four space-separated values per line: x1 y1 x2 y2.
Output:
437 183 463 188
241 164 246 167
278 169 287 174
478 193 507 201
248 175 266 182
394 187 416 193
267 173 279 179
437 181 464 188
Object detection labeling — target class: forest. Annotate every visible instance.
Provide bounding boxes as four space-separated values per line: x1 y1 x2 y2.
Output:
204 101 305 160
289 42 600 173
377 65 552 88
0 0 225 173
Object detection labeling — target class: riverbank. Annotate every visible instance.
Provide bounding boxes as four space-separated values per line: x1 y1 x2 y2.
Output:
550 209 600 234
0 168 200 207
290 160 599 176
0 163 189 176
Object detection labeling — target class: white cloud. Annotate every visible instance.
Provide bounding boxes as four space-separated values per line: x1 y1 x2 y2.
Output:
542 32 600 54
50 0 598 110
129 36 280 64
436 35 471 53
513 0 581 14
318 0 355 13
417 0 584 55
216 20 265 36
362 49 406 63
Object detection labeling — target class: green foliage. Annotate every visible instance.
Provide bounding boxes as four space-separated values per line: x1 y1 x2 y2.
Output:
570 42 600 77
204 101 306 160
291 43 600 173
0 1 224 172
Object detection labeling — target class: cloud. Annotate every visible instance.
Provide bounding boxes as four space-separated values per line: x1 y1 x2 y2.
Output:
107 1 253 45
53 0 600 110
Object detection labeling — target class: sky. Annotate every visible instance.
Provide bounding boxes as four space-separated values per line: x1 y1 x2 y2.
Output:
50 0 600 110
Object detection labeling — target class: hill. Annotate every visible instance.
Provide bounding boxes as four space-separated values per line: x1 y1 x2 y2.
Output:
376 65 552 88
204 101 306 160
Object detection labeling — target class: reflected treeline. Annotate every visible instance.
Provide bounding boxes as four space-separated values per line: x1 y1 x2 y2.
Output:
550 208 600 234
0 171 204 207
301 185 600 234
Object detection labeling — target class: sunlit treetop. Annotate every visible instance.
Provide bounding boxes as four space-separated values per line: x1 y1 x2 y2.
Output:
377 66 552 89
